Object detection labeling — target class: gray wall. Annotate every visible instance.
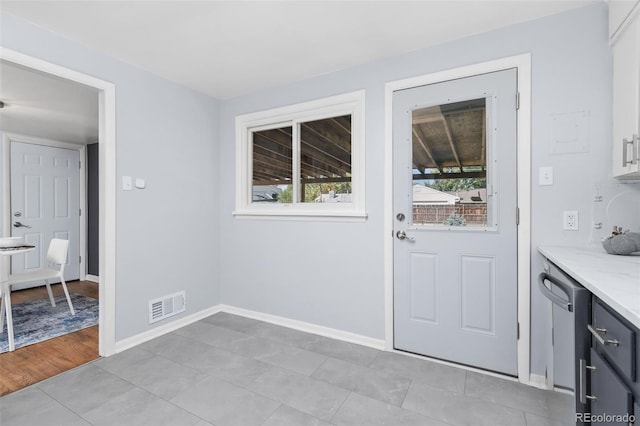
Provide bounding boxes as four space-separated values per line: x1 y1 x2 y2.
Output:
0 12 221 340
219 3 612 376
2 3 613 378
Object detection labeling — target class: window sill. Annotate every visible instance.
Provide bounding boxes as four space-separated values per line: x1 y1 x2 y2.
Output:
232 210 368 222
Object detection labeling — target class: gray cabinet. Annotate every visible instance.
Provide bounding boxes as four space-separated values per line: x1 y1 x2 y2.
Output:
586 298 638 424
589 348 633 424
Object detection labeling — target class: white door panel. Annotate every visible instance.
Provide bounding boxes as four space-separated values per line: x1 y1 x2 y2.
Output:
11 142 80 285
393 69 518 375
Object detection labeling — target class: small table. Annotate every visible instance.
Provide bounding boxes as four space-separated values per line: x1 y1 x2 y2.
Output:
0 245 35 351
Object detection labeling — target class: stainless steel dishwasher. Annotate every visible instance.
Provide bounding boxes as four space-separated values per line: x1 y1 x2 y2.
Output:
539 261 591 423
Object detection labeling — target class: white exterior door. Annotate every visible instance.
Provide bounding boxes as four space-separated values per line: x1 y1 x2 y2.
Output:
10 141 80 285
393 69 519 375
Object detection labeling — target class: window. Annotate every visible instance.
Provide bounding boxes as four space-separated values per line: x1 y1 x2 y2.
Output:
234 91 366 220
410 97 497 229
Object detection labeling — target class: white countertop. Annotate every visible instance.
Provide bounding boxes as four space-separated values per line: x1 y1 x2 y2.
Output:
538 245 640 329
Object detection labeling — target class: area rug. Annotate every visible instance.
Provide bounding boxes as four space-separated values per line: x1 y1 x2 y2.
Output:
0 293 98 353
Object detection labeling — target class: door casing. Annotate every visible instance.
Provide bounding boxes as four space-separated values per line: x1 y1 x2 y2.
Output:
384 54 532 384
0 47 117 357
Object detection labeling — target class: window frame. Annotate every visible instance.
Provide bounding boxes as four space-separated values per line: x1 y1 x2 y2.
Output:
234 91 366 221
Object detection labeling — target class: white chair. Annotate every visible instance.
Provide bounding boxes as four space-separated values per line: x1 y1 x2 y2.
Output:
6 238 75 315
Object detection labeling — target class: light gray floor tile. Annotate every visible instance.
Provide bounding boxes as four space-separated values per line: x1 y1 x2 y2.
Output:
0 387 91 426
544 391 575 424
300 335 380 367
82 387 201 426
312 357 411 406
184 345 272 387
332 392 449 426
224 335 284 359
202 312 261 333
403 381 527 426
525 412 574 426
465 371 548 415
248 366 349 421
139 331 215 364
175 321 248 347
262 405 333 426
371 351 466 393
3 314 567 426
256 344 327 376
103 353 205 399
37 364 136 415
170 375 280 426
244 321 323 348
224 335 326 376
93 346 155 376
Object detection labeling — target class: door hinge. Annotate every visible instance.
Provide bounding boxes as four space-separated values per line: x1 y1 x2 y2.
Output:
516 207 520 225
79 208 82 217
515 92 520 110
79 160 82 169
79 256 82 264
517 322 520 340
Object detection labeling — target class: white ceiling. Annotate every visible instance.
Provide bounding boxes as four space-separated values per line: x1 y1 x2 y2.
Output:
2 0 599 101
0 60 99 144
0 1 599 144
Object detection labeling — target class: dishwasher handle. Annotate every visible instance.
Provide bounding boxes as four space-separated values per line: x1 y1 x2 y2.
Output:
538 272 573 312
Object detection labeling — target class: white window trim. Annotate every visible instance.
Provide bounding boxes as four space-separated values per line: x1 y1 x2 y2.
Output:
234 91 367 221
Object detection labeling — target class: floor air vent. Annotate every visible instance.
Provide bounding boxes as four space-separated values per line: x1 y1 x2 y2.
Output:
149 291 186 324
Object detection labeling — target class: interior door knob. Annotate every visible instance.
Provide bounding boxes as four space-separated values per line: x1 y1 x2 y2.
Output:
13 221 31 228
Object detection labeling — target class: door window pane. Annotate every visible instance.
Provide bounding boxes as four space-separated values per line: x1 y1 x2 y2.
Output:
411 98 489 227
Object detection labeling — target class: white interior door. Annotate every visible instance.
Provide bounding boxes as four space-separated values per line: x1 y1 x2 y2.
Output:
393 69 518 375
10 141 80 285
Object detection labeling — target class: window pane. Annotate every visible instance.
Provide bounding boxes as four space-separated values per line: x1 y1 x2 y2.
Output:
299 115 352 203
411 98 489 227
252 126 292 203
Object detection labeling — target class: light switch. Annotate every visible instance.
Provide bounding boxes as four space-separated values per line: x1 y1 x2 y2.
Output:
539 166 553 186
122 176 133 191
135 178 146 189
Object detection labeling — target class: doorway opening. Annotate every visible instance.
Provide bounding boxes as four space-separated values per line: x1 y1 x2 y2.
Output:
0 48 116 374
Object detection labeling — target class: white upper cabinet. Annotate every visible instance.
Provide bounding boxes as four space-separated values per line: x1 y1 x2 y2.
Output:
611 1 640 178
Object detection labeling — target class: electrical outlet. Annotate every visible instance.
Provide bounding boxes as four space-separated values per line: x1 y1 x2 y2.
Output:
563 211 579 230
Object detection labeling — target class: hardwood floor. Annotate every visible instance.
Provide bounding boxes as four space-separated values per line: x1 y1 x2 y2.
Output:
0 281 99 397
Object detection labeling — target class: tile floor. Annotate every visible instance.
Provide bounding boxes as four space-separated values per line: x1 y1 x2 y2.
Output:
0 313 574 426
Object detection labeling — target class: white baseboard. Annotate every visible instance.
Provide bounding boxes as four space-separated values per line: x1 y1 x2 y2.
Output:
114 305 222 353
218 304 386 350
529 373 551 390
85 274 99 283
112 303 384 355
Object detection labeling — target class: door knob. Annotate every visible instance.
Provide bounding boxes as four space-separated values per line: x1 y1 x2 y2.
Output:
396 230 414 241
13 222 31 228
